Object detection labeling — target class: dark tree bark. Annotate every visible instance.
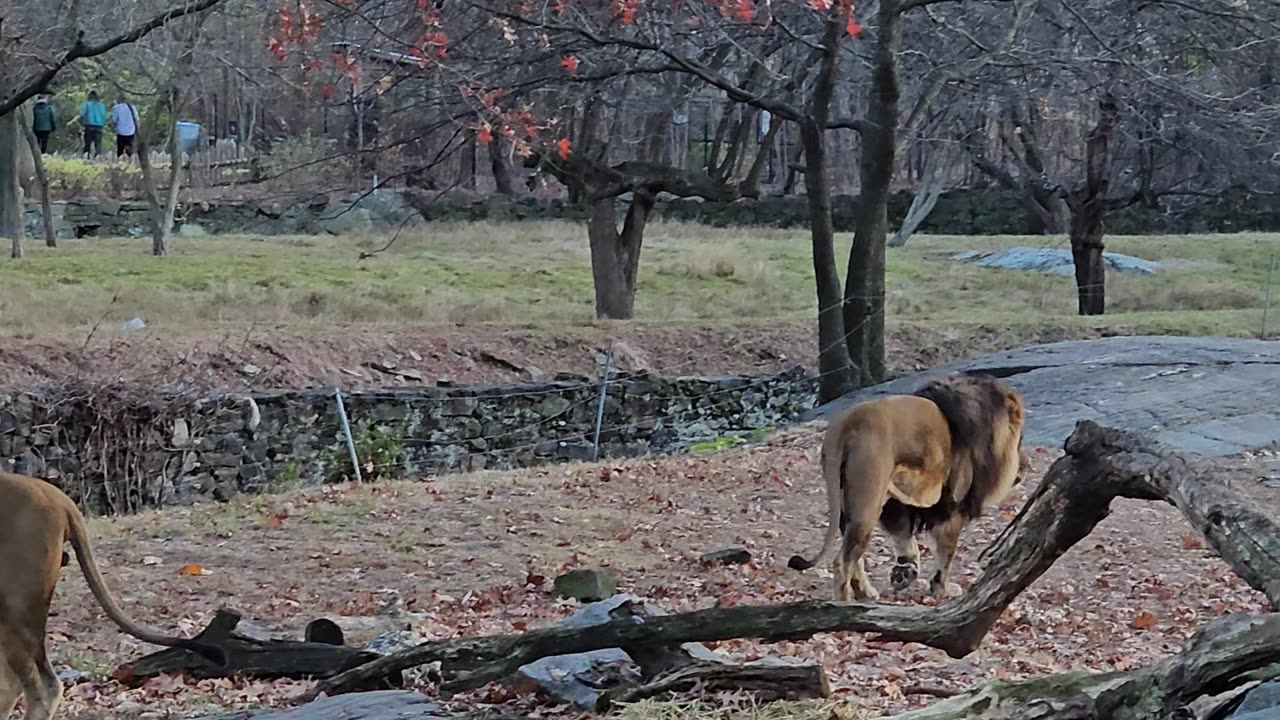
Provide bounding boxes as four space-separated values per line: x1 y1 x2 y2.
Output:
1067 96 1119 316
843 0 902 386
0 108 24 258
457 131 477 191
488 137 521 196
588 191 653 320
308 420 1280 701
802 6 858 403
19 111 55 247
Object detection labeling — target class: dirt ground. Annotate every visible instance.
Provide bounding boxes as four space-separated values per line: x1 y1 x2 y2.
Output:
0 321 1112 392
41 428 1276 720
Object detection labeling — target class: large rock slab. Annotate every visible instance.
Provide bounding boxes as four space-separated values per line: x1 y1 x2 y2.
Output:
805 336 1280 457
953 247 1160 275
194 691 444 720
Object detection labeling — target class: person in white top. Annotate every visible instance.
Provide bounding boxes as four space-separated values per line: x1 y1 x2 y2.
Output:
109 96 138 158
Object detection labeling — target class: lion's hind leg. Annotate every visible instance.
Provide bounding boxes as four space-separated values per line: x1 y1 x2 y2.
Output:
880 503 920 593
2 509 67 720
0 659 21 718
928 514 966 600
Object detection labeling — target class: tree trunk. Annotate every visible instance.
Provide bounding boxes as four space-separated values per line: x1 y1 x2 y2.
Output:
1068 95 1119 317
0 109 25 259
801 122 856 403
1069 206 1105 316
844 0 901 386
588 192 653 321
137 91 183 256
20 117 55 247
889 150 943 248
489 137 521 196
458 132 477 190
155 95 183 257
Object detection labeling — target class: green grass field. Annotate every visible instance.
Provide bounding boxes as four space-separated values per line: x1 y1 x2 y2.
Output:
0 222 1276 336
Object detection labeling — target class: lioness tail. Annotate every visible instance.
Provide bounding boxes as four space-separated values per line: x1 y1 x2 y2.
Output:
62 497 193 648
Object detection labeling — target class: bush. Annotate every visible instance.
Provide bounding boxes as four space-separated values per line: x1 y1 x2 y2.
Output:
259 131 338 180
43 156 141 197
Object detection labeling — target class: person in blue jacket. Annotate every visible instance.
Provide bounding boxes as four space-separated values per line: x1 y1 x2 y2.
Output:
31 95 56 153
77 91 107 158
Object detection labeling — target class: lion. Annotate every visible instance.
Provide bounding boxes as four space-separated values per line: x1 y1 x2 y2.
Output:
787 374 1028 602
0 471 203 720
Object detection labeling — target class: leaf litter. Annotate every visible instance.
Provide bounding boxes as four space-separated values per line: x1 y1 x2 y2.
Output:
43 429 1274 719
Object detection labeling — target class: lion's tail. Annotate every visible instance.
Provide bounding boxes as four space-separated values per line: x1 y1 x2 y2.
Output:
61 496 191 648
788 444 848 571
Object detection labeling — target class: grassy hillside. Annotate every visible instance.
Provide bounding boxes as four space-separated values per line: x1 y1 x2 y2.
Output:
0 222 1274 336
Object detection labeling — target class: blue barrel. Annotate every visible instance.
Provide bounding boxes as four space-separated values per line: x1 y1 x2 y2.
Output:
176 122 201 155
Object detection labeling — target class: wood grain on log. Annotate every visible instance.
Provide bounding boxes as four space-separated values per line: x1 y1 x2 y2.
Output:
119 610 398 688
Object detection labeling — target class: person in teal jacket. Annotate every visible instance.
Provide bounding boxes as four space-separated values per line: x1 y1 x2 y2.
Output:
31 95 56 153
78 90 107 158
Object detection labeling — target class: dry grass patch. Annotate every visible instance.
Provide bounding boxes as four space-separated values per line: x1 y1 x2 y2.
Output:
0 224 1275 338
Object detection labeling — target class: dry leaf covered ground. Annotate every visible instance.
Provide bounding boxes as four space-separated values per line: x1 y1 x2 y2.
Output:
42 427 1276 720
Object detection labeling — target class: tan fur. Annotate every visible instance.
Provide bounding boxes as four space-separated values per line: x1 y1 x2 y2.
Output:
788 375 1026 602
0 472 198 720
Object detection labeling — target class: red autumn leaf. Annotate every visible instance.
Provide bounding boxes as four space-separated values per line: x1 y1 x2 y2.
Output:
731 0 755 21
1182 533 1204 550
264 512 288 529
846 15 863 37
556 137 572 159
1131 612 1158 630
560 54 580 72
477 126 494 144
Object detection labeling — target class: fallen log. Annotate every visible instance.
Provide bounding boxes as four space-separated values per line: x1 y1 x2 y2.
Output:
117 609 400 689
305 420 1280 700
603 660 830 709
878 612 1280 719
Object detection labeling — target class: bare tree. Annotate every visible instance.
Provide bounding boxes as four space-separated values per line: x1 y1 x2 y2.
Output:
0 0 229 249
966 0 1280 315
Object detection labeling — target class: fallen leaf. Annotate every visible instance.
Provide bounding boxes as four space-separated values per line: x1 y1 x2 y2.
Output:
179 563 211 577
1131 612 1157 630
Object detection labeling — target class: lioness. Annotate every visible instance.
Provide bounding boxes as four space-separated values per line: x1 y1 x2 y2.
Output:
0 472 200 720
788 374 1027 602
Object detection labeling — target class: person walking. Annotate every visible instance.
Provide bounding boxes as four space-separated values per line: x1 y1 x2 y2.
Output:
78 90 107 158
31 95 57 153
109 95 139 158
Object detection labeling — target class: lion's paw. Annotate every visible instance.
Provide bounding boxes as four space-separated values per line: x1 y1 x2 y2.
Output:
930 580 963 599
852 584 881 602
890 563 919 591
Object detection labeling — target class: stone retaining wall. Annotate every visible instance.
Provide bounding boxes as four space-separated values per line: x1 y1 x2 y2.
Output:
0 368 816 516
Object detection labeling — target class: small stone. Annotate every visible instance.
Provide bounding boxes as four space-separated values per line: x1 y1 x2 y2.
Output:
699 546 752 567
177 223 208 237
171 419 191 447
553 568 618 602
121 317 146 330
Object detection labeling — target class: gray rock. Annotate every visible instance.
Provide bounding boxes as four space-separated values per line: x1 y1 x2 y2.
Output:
178 223 208 237
121 317 146 330
554 568 619 602
953 247 1159 276
1229 681 1280 719
700 546 752 566
192 690 443 720
514 649 636 709
808 336 1280 458
363 629 424 656
318 207 374 236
